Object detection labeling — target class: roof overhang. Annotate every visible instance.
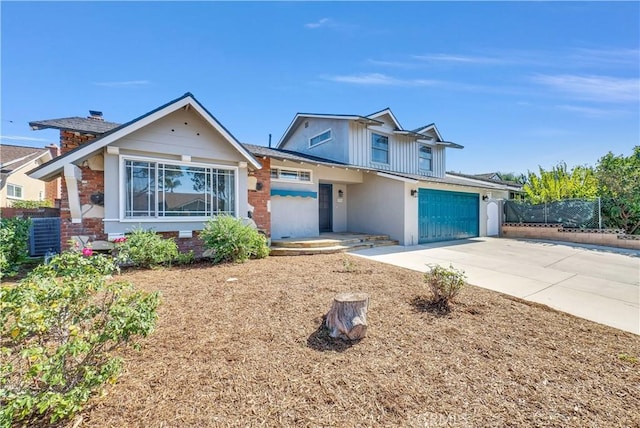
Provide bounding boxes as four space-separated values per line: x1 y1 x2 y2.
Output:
29 93 261 181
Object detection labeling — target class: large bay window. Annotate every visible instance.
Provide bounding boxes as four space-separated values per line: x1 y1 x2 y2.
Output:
124 159 236 218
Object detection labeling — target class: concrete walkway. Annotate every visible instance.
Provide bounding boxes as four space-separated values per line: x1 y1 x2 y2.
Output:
352 237 640 335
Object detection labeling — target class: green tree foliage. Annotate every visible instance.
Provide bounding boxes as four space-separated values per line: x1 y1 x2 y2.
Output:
0 217 31 279
199 215 269 263
496 172 527 184
596 146 640 235
523 163 598 204
0 250 160 425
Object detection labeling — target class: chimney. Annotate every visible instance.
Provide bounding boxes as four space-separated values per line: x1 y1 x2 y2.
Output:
88 110 104 121
46 143 60 158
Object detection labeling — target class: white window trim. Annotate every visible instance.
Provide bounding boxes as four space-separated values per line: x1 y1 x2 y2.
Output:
418 144 433 172
6 183 24 200
270 166 314 184
308 128 332 148
371 132 390 165
118 154 239 222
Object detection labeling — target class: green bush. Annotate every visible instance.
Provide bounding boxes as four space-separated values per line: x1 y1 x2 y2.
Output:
0 249 160 426
199 215 269 263
10 200 54 209
0 217 32 279
424 264 466 307
114 228 179 268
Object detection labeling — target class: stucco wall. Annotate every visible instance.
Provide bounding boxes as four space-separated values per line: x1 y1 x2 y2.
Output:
347 173 406 244
0 158 48 207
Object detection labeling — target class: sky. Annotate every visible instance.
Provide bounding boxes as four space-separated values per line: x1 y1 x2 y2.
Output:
1 1 638 175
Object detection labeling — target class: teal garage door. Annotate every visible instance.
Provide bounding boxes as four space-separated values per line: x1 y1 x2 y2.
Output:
418 189 479 243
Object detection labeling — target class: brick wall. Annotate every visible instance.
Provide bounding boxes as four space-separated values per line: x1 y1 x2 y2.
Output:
59 131 106 250
502 224 640 250
248 157 271 237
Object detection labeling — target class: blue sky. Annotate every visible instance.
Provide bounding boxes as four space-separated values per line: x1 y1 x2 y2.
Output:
1 1 638 175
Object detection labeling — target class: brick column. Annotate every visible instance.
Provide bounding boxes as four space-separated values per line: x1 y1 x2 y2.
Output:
247 157 271 237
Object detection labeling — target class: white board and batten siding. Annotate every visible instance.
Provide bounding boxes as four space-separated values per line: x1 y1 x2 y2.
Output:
348 122 446 178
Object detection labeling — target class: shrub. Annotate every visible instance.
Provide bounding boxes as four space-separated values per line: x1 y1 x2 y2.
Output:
0 217 32 279
199 215 269 263
424 264 466 307
10 200 54 209
114 228 179 268
0 249 160 426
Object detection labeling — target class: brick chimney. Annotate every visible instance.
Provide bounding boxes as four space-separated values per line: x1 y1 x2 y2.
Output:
88 110 104 121
46 143 59 158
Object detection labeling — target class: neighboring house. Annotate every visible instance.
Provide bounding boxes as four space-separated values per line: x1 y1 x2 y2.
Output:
272 108 514 244
0 144 59 207
448 171 524 200
28 94 518 255
28 93 261 254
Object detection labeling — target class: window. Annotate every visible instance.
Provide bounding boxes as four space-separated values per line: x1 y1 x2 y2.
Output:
419 145 433 172
371 133 389 164
270 168 312 182
7 184 23 199
124 159 235 218
309 129 332 147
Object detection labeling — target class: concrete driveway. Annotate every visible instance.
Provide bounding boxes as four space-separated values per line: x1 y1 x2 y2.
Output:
352 237 640 335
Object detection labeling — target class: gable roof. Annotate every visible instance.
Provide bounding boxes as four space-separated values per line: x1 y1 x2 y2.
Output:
366 107 402 130
28 93 261 181
278 109 462 149
29 117 121 135
0 144 51 174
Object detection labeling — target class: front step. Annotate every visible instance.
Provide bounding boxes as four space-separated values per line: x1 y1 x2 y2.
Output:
269 235 399 256
271 234 391 249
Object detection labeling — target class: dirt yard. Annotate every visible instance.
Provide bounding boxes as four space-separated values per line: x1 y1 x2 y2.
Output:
72 254 638 427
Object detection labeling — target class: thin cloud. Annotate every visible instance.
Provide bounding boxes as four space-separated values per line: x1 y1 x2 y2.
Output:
305 18 331 29
412 53 509 65
1 135 52 143
555 104 626 118
366 59 418 68
532 74 639 103
93 80 151 88
325 73 439 87
570 48 640 67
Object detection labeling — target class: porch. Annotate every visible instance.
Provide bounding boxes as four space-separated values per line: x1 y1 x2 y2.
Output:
270 232 399 256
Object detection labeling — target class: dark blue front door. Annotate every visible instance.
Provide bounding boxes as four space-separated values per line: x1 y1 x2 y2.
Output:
418 189 479 243
319 183 333 232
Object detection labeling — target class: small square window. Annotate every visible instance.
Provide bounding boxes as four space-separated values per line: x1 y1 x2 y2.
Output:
7 184 23 199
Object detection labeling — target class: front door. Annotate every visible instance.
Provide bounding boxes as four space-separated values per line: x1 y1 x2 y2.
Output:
318 183 333 232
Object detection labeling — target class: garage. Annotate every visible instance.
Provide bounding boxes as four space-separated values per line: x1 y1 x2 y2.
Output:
418 188 479 243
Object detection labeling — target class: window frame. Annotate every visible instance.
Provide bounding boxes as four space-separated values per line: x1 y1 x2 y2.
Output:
418 144 433 173
270 167 313 183
119 155 239 222
308 128 332 148
6 183 23 199
371 133 390 165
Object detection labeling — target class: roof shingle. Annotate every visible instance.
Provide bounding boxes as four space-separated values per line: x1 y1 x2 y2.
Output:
29 117 121 135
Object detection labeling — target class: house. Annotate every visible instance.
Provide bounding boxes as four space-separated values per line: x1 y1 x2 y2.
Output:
28 93 262 254
28 94 517 255
269 108 514 244
0 144 59 207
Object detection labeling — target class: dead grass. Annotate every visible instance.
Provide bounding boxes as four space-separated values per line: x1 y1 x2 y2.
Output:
68 254 638 427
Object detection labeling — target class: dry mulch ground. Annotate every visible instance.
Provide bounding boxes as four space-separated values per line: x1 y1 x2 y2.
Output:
72 254 638 427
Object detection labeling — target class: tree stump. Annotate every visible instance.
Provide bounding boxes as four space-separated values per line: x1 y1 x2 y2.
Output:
325 292 369 340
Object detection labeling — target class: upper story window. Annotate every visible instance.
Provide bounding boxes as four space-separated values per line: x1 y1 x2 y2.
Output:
7 184 23 199
309 129 332 147
419 145 433 172
271 167 312 183
124 158 236 219
371 133 389 164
